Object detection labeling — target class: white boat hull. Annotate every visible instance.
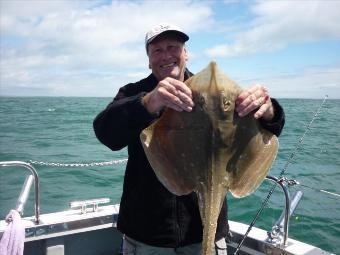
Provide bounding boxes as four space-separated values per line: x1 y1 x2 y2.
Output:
0 204 333 255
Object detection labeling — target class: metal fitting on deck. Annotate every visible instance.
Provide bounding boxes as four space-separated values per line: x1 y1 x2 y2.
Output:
70 198 110 214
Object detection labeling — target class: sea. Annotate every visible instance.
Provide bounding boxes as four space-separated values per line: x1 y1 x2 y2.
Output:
0 96 339 254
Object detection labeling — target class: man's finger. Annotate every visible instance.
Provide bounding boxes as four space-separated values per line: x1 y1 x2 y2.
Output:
254 103 269 119
159 79 179 96
167 77 192 97
161 89 193 112
237 95 268 117
176 90 194 107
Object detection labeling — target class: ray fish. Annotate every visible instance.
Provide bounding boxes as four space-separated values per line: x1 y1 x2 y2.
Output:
140 61 278 255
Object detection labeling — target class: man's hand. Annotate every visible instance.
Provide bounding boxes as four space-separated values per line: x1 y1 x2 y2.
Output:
142 77 194 114
235 84 275 121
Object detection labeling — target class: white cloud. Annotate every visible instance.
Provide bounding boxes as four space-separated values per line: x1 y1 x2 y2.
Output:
1 1 339 98
205 1 340 58
0 0 213 96
241 66 340 99
0 0 99 17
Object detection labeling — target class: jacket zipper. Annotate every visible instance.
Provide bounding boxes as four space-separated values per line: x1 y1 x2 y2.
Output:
174 196 182 246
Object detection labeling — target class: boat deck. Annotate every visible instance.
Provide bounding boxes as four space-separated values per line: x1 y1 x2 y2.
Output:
0 204 333 255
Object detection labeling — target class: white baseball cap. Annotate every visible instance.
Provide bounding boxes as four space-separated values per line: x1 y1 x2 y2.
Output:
145 23 189 52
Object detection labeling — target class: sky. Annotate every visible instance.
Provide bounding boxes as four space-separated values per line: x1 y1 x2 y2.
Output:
0 0 340 99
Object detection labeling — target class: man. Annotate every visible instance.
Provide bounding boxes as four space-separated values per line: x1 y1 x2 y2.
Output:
93 23 285 255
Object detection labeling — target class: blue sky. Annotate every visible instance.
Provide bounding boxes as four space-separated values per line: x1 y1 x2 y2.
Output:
1 0 339 98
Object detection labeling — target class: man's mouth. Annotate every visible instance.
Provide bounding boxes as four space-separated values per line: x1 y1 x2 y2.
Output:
161 62 176 69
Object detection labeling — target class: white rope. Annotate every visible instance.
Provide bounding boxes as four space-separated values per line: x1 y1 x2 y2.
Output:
29 159 128 167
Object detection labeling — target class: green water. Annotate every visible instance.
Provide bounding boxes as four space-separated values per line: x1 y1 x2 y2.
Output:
0 97 339 253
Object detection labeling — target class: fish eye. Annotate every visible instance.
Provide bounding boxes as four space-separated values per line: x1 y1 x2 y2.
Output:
198 94 206 106
220 91 232 112
222 98 232 112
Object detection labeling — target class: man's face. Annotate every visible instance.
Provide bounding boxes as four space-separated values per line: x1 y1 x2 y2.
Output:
147 34 188 82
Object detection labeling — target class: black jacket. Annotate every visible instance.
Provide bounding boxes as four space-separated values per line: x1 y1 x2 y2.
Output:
93 70 285 248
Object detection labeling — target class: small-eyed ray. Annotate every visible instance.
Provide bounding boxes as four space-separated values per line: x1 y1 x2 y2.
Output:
140 61 278 255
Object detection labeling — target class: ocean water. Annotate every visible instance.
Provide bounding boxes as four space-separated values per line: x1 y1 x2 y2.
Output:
0 97 339 254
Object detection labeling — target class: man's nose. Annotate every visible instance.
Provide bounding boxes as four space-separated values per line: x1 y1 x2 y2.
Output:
160 49 172 60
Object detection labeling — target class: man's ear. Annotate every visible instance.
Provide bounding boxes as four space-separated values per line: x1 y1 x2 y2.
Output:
184 47 189 61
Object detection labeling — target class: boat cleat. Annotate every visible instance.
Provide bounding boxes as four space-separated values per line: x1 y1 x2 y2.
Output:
70 198 110 214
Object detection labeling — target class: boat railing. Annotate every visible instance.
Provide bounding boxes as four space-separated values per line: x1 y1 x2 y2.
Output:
0 161 40 223
15 174 34 216
0 160 304 248
265 175 303 247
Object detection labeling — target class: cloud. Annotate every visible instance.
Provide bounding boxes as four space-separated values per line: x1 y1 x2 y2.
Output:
205 1 340 58
1 1 338 98
1 1 213 58
0 0 101 17
241 66 340 99
0 0 213 96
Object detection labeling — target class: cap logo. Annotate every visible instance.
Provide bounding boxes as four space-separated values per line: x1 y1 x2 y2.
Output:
145 23 189 53
149 24 170 38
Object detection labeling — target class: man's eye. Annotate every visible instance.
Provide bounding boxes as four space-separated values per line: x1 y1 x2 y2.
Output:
169 45 178 50
152 49 161 54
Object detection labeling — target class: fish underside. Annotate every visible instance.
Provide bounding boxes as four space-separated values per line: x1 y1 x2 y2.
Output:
140 61 278 255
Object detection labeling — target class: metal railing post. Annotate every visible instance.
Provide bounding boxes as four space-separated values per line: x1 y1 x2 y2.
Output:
0 161 40 223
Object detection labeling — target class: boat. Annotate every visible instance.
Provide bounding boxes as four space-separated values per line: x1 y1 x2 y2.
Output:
0 161 334 255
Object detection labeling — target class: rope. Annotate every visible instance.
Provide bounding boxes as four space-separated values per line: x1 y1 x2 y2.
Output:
29 159 128 167
298 183 340 198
